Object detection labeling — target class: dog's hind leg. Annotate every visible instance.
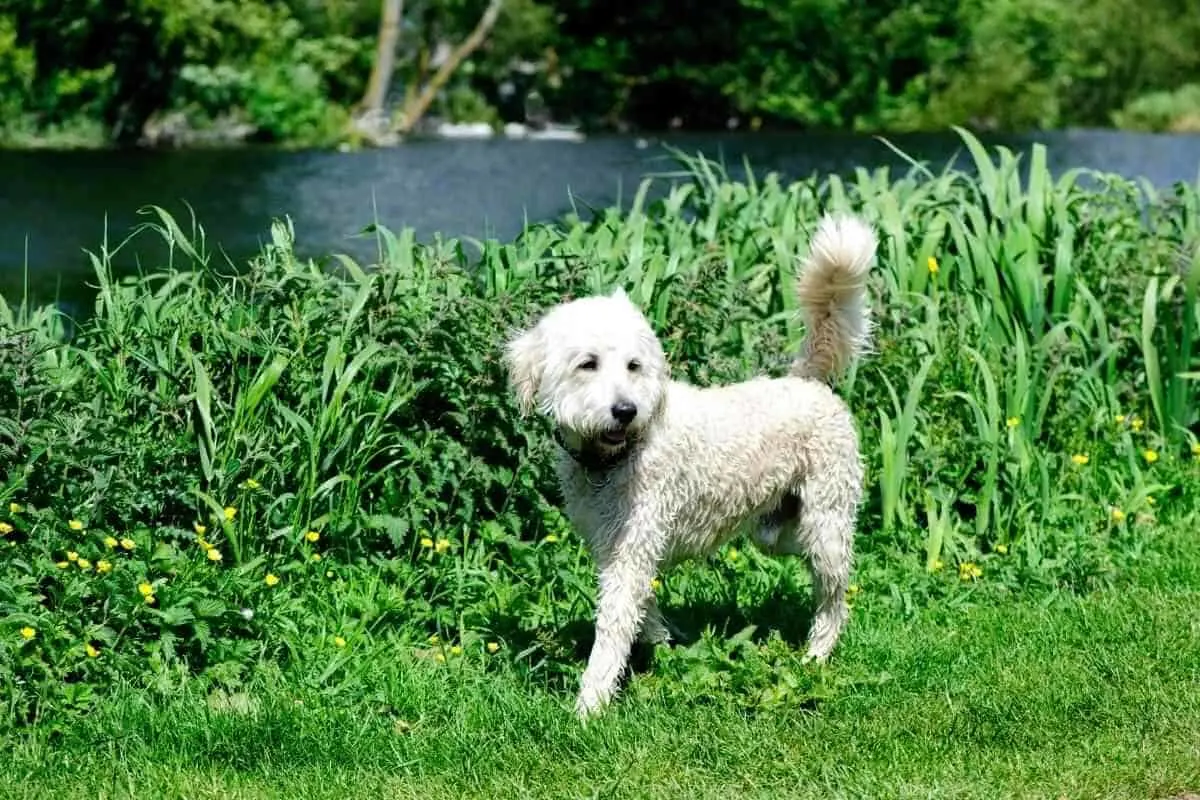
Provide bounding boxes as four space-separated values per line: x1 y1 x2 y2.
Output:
638 594 674 645
794 501 854 662
760 487 856 663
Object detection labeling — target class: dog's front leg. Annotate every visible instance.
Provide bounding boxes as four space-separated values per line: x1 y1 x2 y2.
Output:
576 532 662 719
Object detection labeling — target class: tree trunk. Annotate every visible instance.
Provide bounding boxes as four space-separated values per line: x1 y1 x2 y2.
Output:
397 0 504 134
359 0 404 114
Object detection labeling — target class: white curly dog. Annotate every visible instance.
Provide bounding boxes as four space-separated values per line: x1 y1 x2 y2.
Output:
503 213 878 718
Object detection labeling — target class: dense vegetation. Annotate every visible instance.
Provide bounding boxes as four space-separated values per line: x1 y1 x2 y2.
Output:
3 0 1200 147
1 131 1199 794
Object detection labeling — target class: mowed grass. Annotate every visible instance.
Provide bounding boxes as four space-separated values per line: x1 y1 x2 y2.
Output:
6 525 1199 800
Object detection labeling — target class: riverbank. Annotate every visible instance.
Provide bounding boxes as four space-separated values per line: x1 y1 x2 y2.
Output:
5 112 1200 153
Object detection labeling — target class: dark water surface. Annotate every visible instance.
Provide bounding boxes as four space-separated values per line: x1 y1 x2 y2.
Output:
2 129 1199 310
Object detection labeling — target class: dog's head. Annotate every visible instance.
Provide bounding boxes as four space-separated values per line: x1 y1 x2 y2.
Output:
503 288 669 461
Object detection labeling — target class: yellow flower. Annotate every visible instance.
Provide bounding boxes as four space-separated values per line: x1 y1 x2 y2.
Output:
959 562 983 581
1146 495 1156 506
1131 416 1144 432
120 538 135 551
76 558 92 571
927 256 939 275
1114 414 1126 424
69 519 84 531
264 573 280 587
1071 453 1089 466
434 538 451 554
334 636 346 648
1143 449 1159 464
223 506 237 522
0 522 12 535
846 583 861 600
20 626 35 640
193 523 207 535
650 578 662 592
85 643 100 658
103 536 118 549
197 537 211 551
55 561 69 569
96 560 112 574
486 642 500 654
543 534 559 544
138 582 154 597
1006 416 1020 429
8 502 22 513
1111 507 1126 523
427 634 440 645
727 547 740 562
143 594 156 605
420 537 434 549
434 653 446 664
449 645 463 656
1192 442 1200 457
66 551 78 562
995 543 1008 554
244 479 260 490
311 553 322 562
305 531 320 543
931 559 945 572
207 548 223 562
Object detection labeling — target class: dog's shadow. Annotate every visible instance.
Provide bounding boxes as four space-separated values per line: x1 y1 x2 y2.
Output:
642 582 816 664
665 586 815 646
478 580 817 703
532 581 818 679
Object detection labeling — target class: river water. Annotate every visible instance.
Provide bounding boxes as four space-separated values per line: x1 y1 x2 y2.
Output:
2 128 1199 311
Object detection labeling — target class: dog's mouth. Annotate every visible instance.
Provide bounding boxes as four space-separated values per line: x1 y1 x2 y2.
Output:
598 428 628 447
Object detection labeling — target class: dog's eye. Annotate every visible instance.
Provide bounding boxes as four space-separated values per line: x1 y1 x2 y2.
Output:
627 360 641 373
578 357 598 371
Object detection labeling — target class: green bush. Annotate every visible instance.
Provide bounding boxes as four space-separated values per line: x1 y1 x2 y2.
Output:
1113 83 1200 133
2 131 1198 726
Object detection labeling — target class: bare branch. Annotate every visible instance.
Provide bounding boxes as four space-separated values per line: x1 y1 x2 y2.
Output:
397 0 504 134
358 0 404 115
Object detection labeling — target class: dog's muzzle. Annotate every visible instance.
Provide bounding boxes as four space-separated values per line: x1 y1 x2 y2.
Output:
601 401 637 445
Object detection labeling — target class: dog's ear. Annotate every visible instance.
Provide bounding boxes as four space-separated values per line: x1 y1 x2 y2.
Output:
502 327 545 415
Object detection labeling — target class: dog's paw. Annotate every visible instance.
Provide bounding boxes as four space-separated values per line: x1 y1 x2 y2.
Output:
574 687 609 720
801 648 831 666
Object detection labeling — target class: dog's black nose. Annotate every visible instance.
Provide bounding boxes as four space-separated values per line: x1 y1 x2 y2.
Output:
611 401 638 424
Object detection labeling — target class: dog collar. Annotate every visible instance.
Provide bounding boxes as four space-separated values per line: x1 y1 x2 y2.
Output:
554 429 630 471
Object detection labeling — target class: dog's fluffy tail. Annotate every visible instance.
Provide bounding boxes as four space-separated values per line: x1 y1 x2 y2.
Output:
790 213 877 381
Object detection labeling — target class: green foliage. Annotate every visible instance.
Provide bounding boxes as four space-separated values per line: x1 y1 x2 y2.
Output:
548 0 1200 132
1113 83 1200 132
0 0 539 145
5 0 1200 143
2 131 1199 727
0 14 33 120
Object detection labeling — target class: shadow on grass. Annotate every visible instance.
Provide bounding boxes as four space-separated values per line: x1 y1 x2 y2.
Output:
662 582 817 650
481 578 817 699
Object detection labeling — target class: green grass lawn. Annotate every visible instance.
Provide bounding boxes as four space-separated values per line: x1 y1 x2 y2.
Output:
7 527 1199 800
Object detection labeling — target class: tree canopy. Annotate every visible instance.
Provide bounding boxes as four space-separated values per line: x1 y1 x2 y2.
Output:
1 0 1199 146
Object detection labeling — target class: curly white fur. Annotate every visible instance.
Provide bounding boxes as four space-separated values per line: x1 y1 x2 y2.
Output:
504 213 878 719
